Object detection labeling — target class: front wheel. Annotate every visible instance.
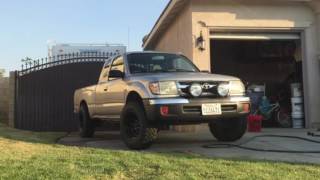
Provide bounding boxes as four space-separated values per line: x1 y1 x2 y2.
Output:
209 117 247 142
120 102 158 150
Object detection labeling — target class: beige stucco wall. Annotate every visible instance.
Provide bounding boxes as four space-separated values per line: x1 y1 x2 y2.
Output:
191 0 314 28
148 0 320 129
153 3 193 60
190 0 315 71
188 0 320 128
304 1 320 128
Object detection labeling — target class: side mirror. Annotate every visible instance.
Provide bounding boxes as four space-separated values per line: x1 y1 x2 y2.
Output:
109 69 124 79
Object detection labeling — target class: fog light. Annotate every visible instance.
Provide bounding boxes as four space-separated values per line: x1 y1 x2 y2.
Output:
217 83 230 97
189 83 202 97
160 106 169 116
242 103 250 113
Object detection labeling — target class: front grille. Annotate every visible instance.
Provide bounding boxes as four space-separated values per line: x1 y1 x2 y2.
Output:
183 106 201 113
178 81 226 98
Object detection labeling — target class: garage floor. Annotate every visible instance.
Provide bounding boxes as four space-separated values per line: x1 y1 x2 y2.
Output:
58 127 320 164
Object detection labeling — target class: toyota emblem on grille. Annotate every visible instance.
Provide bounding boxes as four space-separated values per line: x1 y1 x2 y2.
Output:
202 83 215 90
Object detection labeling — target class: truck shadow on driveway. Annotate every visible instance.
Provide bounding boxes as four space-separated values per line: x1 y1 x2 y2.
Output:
58 131 214 150
58 128 320 165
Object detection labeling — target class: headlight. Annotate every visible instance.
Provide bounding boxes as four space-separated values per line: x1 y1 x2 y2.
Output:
149 81 178 95
217 83 230 97
189 83 202 97
229 80 245 96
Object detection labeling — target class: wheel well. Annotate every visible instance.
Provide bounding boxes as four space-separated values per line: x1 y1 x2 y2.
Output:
126 91 144 107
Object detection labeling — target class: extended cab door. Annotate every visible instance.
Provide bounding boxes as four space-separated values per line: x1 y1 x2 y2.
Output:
104 56 126 117
94 59 112 116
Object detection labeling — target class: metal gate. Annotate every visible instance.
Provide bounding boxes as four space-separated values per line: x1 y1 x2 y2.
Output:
14 53 111 131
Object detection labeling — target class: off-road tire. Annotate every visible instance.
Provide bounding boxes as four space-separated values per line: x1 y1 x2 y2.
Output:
209 117 247 142
120 102 158 150
79 104 95 138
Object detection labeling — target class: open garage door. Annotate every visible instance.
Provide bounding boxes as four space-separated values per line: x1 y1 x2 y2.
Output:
210 32 300 40
210 32 304 128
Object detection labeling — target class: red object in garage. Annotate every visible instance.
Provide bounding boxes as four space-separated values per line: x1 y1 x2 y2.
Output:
247 115 263 132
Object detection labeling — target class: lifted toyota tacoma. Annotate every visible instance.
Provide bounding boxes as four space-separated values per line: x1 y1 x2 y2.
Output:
74 52 250 149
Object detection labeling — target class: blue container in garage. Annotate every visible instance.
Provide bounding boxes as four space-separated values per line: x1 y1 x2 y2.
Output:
247 91 264 113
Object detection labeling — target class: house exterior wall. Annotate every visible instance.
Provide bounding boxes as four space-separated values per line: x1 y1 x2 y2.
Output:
190 0 315 71
147 0 320 129
153 3 193 60
189 0 320 128
301 1 320 128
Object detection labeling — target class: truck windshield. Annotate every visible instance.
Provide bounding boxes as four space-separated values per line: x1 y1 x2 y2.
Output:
127 53 200 74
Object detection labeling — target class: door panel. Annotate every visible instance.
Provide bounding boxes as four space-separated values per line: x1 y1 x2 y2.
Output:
104 79 126 115
94 59 111 116
95 81 109 115
96 56 125 118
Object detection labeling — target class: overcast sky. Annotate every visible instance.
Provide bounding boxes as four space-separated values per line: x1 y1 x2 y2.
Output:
0 0 169 75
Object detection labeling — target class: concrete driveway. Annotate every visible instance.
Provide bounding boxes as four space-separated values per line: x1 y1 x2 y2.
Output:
58 126 320 164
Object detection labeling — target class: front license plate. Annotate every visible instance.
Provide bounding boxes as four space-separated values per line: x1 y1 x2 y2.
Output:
202 104 222 115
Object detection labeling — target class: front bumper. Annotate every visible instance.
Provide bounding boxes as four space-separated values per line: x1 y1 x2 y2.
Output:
143 97 250 126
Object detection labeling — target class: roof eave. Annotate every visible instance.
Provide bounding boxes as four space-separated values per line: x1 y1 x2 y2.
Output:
143 0 188 50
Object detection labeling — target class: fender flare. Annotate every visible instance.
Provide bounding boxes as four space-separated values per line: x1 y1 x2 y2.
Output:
125 81 151 101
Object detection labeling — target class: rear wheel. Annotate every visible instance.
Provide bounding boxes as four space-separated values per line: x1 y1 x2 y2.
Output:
79 104 95 138
209 117 247 142
120 102 158 150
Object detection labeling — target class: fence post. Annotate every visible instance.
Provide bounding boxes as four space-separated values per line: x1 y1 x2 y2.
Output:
8 71 17 128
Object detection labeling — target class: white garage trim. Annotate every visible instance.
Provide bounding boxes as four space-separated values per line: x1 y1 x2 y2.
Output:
210 33 300 40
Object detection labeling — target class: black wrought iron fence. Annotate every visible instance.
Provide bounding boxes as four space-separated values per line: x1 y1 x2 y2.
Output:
20 52 118 76
15 52 112 131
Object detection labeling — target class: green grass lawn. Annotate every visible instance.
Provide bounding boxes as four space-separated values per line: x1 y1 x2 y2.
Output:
1 123 320 180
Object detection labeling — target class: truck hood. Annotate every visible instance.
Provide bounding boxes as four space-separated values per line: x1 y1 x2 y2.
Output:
128 72 241 82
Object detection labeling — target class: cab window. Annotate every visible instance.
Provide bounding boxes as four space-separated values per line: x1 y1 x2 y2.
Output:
99 59 112 82
109 56 124 81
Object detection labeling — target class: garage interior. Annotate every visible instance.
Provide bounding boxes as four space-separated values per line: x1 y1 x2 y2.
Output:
210 32 304 128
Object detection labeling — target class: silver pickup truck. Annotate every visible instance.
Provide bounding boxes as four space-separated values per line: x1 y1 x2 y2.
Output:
74 52 250 149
